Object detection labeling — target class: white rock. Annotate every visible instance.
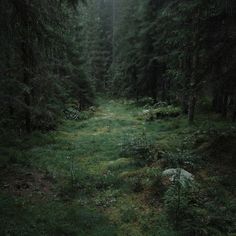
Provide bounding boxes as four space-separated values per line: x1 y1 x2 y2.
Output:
143 109 150 114
162 168 194 185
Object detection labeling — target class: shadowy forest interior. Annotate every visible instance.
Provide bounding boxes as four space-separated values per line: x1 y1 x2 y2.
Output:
0 0 236 235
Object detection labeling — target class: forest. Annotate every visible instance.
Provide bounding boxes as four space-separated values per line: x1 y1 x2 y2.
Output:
0 0 236 235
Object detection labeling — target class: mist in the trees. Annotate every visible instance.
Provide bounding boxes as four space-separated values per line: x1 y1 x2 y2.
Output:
0 0 235 235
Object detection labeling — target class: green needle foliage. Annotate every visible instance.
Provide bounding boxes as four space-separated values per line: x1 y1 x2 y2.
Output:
0 0 94 134
0 0 236 236
110 0 236 123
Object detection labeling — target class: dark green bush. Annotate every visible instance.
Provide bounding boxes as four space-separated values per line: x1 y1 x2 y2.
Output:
64 104 96 121
139 105 181 121
120 133 160 165
154 106 181 119
164 178 236 236
161 150 202 170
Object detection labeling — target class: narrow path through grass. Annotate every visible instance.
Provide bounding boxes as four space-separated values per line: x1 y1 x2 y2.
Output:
50 98 164 235
1 98 236 236
0 98 187 235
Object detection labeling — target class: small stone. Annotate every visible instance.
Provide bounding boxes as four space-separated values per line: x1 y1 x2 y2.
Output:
162 168 194 186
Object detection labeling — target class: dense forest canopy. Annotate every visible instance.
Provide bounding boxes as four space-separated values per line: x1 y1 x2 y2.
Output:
0 0 236 235
0 0 94 134
0 0 235 135
108 0 236 121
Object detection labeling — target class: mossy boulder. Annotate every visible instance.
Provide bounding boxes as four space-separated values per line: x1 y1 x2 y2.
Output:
140 105 181 121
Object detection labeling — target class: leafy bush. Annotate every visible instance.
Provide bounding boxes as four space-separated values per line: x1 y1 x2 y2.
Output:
120 205 139 223
64 104 96 121
139 105 181 121
120 133 160 165
64 107 80 120
154 106 181 118
164 177 236 236
160 150 202 171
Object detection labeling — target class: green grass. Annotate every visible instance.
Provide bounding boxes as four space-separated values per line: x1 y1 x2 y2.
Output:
0 97 235 235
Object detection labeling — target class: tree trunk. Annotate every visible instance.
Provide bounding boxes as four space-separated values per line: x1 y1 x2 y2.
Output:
212 91 223 113
233 109 236 122
232 97 236 122
21 39 32 133
187 9 200 124
161 78 166 102
22 0 32 133
188 94 196 124
222 94 229 118
182 94 189 114
22 47 31 133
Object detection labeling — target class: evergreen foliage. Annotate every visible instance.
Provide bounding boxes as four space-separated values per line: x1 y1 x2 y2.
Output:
0 0 236 235
0 0 94 134
110 0 236 123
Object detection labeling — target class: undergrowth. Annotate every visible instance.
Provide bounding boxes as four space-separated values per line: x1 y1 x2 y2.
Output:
0 98 235 236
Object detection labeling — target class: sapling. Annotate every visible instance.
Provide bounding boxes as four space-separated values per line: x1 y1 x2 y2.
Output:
67 156 76 187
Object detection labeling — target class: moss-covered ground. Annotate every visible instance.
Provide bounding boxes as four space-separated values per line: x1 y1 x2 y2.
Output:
0 98 235 235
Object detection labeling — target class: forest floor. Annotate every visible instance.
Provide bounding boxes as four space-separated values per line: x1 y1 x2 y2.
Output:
0 98 235 235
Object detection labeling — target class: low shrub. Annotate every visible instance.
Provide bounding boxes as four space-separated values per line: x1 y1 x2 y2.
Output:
139 105 181 121
64 104 96 121
160 150 202 171
155 106 181 119
120 133 161 166
164 177 236 236
64 106 80 120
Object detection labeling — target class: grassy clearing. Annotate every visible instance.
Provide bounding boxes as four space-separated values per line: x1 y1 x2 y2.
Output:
0 98 235 235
